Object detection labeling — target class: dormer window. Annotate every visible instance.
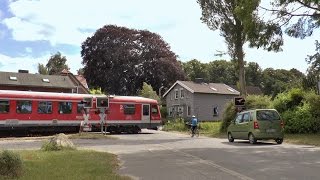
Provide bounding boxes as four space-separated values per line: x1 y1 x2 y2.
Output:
9 76 17 81
42 78 50 83
227 88 235 92
210 87 217 91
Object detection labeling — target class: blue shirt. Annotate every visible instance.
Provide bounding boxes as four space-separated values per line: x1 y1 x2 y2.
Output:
191 117 198 126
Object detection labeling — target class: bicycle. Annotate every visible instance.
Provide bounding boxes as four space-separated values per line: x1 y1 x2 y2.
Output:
189 126 199 137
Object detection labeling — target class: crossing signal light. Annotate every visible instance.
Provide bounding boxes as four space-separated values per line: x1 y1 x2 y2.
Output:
81 97 93 108
96 97 109 108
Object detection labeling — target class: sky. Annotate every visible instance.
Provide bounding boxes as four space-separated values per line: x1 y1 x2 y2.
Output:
0 0 318 74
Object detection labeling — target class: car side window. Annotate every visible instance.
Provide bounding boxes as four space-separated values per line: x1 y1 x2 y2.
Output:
243 113 250 122
235 114 243 124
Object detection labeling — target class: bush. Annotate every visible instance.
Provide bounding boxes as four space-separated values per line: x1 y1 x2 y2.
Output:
160 106 168 119
220 102 237 133
273 88 304 113
305 92 320 118
200 122 221 135
41 140 61 151
0 150 23 178
282 103 314 133
245 95 273 109
162 118 188 131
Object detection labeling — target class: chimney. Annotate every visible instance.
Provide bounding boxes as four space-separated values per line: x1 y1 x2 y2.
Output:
194 78 204 84
18 70 29 73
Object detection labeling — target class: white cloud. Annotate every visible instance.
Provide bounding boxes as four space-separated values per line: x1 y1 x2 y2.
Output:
0 52 82 74
25 47 32 53
0 53 42 73
3 0 223 59
1 0 317 73
0 9 3 20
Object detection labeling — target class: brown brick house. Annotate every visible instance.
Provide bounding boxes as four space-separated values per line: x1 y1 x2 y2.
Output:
0 70 89 94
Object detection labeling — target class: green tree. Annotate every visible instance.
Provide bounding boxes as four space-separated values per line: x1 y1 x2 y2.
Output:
245 62 263 87
182 59 209 81
266 0 319 39
89 87 104 95
138 82 160 102
81 25 186 96
207 60 237 84
77 68 84 75
198 0 283 96
45 52 69 75
261 68 304 97
38 63 48 75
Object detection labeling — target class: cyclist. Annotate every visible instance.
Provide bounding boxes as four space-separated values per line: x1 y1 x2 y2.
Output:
191 115 198 137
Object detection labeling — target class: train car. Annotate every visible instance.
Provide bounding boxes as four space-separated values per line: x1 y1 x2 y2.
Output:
0 90 161 134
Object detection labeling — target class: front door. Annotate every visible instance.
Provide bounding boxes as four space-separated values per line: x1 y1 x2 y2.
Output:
142 104 150 124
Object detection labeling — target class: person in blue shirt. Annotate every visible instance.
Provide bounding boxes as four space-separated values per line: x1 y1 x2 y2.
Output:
191 115 198 136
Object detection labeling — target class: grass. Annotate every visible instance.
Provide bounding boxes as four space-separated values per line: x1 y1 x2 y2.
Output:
68 132 118 140
0 150 130 180
285 134 320 146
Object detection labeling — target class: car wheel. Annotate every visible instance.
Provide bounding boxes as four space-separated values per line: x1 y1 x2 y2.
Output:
249 133 257 144
275 138 283 144
228 132 234 142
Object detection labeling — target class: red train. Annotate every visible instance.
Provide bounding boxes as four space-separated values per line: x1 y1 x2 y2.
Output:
0 90 161 134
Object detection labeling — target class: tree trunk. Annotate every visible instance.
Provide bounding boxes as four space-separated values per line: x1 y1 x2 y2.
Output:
235 33 246 96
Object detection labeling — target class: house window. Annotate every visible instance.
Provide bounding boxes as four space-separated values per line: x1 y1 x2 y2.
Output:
213 106 218 116
58 102 72 114
178 106 184 116
169 107 174 117
187 106 191 116
170 92 173 100
174 89 179 99
0 100 9 113
180 89 184 98
17 100 32 114
124 104 135 115
38 101 52 114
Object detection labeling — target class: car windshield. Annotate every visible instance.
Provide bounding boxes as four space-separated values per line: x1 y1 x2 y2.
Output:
256 110 280 121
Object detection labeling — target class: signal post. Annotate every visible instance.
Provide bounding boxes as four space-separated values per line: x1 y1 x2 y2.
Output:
96 97 109 135
80 96 109 134
80 97 93 133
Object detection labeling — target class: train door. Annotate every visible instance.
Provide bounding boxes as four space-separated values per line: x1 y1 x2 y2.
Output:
141 104 150 123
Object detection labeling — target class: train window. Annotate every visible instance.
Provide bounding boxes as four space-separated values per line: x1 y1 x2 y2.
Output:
0 100 10 113
77 102 84 114
58 102 72 114
123 104 135 115
16 100 32 114
38 101 52 114
151 105 158 114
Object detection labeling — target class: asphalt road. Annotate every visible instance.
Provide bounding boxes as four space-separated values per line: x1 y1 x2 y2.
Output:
1 130 320 180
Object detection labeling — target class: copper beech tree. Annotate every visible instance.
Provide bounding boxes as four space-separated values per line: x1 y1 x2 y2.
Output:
81 25 186 96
